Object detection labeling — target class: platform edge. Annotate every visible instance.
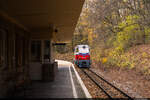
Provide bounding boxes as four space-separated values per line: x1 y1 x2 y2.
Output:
71 64 92 98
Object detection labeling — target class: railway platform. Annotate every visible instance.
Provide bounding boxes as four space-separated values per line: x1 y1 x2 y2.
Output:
15 60 91 98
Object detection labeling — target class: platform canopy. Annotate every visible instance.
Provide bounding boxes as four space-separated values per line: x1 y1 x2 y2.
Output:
0 0 84 42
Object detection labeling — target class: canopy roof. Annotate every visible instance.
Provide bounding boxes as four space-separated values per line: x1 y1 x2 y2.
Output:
0 0 84 42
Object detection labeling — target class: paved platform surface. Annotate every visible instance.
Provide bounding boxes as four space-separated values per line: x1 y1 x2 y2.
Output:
23 60 87 98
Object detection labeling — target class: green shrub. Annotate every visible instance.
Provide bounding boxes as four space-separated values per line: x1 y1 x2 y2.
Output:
144 27 150 43
114 15 143 50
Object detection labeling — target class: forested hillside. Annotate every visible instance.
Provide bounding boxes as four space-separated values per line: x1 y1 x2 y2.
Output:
72 0 150 75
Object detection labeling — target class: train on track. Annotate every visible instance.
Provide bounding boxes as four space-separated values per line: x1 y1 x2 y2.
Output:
74 45 91 68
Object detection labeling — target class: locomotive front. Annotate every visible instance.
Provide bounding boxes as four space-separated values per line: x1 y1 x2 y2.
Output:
74 45 91 68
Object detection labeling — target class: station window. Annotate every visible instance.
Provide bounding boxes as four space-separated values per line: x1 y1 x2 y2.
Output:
31 40 41 62
0 29 7 68
44 40 50 59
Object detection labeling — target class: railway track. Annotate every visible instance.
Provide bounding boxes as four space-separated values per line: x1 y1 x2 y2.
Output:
81 68 133 99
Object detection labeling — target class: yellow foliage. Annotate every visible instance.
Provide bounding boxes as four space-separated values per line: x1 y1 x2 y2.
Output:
143 66 149 74
129 63 135 69
80 21 88 26
107 48 136 69
88 28 94 45
102 57 107 64
141 59 148 64
114 15 142 50
142 52 147 58
145 27 150 42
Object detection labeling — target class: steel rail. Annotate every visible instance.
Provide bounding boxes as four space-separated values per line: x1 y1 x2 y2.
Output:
82 69 113 99
88 69 133 100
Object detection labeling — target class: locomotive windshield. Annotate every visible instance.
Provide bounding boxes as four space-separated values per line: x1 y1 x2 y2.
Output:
79 47 89 53
75 45 90 54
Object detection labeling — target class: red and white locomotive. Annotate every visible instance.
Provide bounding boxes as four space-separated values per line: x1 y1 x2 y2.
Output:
74 45 91 68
